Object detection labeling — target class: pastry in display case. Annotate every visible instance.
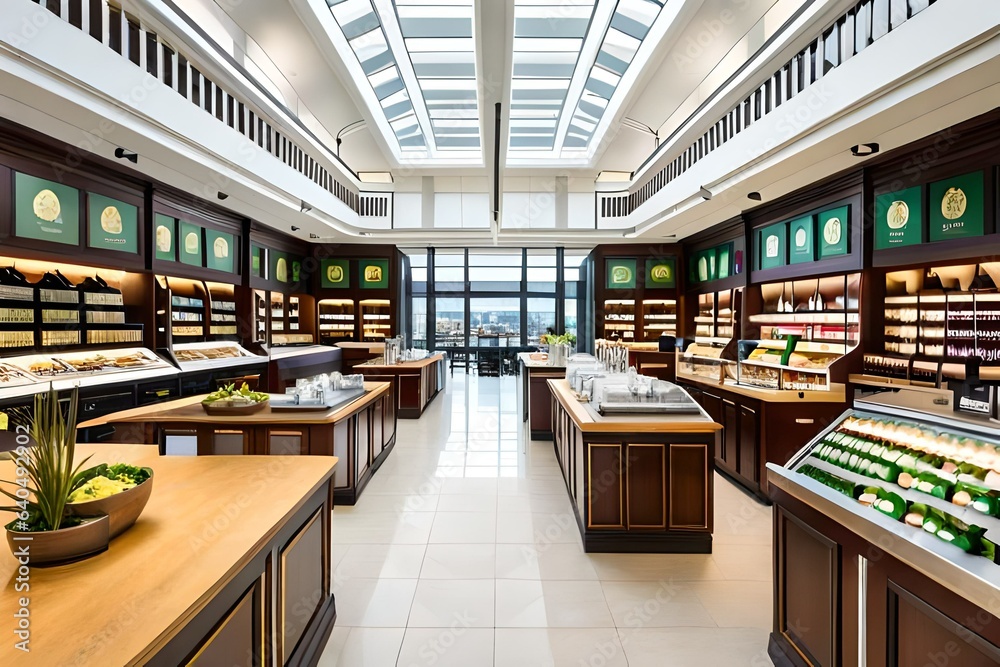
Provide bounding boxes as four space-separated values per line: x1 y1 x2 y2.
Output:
777 402 1000 567
4 347 175 388
739 344 837 391
172 341 264 371
679 344 736 383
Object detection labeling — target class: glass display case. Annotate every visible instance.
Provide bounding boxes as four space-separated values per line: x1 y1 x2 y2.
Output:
268 293 315 346
779 401 1000 568
741 274 860 391
318 299 356 344
602 299 635 341
678 344 736 383
641 299 676 341
206 282 238 338
172 340 264 372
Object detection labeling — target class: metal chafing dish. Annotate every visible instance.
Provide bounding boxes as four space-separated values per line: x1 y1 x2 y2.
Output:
592 372 702 415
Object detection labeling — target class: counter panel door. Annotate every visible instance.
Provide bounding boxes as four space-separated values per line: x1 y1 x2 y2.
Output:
667 443 710 531
264 427 309 455
185 578 263 667
331 419 351 489
587 443 625 529
279 508 326 664
372 398 384 456
356 414 371 483
776 506 839 667
209 429 250 455
722 399 739 472
738 405 759 485
574 427 586 519
626 444 666 529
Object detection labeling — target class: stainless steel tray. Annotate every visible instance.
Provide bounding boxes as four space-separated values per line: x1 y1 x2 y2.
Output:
269 387 366 412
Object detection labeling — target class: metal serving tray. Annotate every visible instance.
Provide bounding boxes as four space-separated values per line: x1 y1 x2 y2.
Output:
268 387 366 412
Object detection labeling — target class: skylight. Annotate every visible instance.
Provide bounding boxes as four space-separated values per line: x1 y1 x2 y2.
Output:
507 0 668 164
325 0 483 162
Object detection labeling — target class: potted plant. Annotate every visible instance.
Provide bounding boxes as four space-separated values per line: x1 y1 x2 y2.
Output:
1 388 110 565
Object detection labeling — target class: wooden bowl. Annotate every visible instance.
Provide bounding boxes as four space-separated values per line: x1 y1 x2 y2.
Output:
201 399 269 415
67 470 154 539
6 515 110 566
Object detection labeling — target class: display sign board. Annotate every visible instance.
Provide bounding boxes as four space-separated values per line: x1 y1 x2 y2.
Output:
717 244 731 280
205 229 235 273
178 221 202 266
929 171 985 242
875 187 922 249
646 258 676 288
322 259 350 288
14 173 79 246
757 222 786 270
88 193 138 253
251 244 264 278
818 206 849 259
788 215 814 264
154 214 175 261
271 251 290 283
361 258 390 289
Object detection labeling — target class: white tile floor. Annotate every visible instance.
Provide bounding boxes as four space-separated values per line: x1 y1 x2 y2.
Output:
320 372 774 666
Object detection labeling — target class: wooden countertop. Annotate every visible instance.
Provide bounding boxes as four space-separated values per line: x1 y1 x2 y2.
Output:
78 382 390 428
548 379 720 434
336 342 385 351
676 370 848 403
516 352 566 370
352 353 445 371
0 444 337 666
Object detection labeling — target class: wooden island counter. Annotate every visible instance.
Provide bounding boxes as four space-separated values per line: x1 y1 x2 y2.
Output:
81 382 396 505
548 379 721 553
0 444 336 666
518 352 565 440
352 353 446 418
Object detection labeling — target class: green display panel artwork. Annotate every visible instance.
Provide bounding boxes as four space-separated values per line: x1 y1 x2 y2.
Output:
292 260 302 283
929 171 985 242
361 259 390 289
205 229 235 273
154 214 176 261
694 250 712 283
14 173 80 246
322 259 350 288
251 244 264 278
788 215 814 264
875 187 922 249
271 251 290 283
605 258 636 290
88 193 138 253
646 258 676 288
757 222 786 270
178 221 203 266
717 243 731 280
818 206 849 258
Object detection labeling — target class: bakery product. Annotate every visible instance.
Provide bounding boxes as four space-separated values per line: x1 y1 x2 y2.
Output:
33 189 61 222
156 225 171 253
100 206 122 234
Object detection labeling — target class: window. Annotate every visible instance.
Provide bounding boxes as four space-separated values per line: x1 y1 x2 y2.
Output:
411 297 427 349
526 249 556 292
526 298 556 345
435 297 464 347
470 298 521 346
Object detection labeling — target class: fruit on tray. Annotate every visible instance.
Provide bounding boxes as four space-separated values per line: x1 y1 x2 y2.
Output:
202 383 268 405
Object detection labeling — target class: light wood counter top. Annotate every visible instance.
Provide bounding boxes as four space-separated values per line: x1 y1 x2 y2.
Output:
517 352 566 369
79 382 390 428
676 370 848 403
352 353 445 371
548 379 720 434
0 444 337 666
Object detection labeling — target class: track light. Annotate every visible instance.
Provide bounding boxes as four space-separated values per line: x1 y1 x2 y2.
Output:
217 192 229 200
291 226 300 232
699 186 712 200
114 147 138 164
747 191 762 201
850 143 880 157
300 201 312 213
309 233 320 239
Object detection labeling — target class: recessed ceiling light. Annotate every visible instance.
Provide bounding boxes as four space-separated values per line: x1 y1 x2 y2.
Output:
748 192 762 201
850 143 880 157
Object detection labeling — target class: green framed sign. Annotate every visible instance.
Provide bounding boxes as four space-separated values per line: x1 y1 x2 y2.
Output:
88 193 138 253
717 243 732 280
646 258 676 288
929 171 985 242
178 221 202 266
271 251 290 283
154 214 176 261
788 215 814 264
875 187 922 249
818 206 849 258
605 258 636 290
322 259 350 288
361 259 390 289
205 229 235 273
14 173 79 246
251 244 264 278
292 260 302 283
758 222 786 270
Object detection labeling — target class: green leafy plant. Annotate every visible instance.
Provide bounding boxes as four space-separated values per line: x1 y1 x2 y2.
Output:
542 333 577 346
1 388 91 532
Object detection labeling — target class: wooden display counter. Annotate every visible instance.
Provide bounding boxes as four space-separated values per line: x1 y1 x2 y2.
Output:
80 383 396 505
0 444 336 666
548 379 720 553
518 352 565 440
352 354 445 419
676 370 848 501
